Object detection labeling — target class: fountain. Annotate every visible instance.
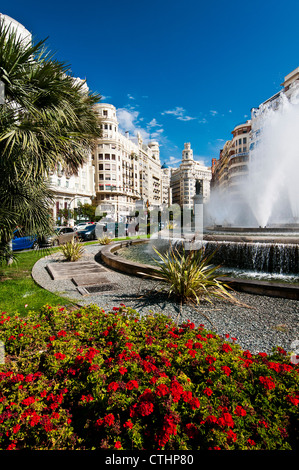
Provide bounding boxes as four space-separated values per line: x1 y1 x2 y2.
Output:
99 84 299 298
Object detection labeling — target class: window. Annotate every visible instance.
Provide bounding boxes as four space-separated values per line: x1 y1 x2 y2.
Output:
99 164 103 170
99 174 104 180
105 154 110 160
99 154 103 160
111 154 116 160
105 164 110 170
103 110 108 116
243 137 247 144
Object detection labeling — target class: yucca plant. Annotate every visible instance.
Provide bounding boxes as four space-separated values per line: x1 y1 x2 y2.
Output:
59 239 85 262
150 245 240 325
98 235 112 245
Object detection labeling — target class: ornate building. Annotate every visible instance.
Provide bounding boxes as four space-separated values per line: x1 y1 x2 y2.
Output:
92 103 166 220
170 143 211 209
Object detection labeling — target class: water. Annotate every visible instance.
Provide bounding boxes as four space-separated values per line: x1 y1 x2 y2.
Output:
118 239 299 282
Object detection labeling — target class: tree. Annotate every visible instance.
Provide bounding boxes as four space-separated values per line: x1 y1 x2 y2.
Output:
74 203 97 222
0 20 101 261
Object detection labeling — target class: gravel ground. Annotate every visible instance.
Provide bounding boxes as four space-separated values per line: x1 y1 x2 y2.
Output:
31 244 299 356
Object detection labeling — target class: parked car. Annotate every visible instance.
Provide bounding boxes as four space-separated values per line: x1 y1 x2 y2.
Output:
43 227 79 246
73 222 93 231
11 229 39 251
77 224 97 241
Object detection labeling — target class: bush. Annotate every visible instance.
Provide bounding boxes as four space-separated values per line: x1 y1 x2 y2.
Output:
59 239 84 262
0 305 298 450
98 236 112 245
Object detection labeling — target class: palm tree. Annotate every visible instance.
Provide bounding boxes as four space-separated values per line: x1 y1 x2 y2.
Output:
0 20 101 261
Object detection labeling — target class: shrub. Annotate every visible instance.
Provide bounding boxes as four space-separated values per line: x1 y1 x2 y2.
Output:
59 239 84 262
0 305 298 450
150 246 240 326
98 236 112 245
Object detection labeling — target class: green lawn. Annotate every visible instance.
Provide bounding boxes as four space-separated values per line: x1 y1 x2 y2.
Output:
0 235 150 316
0 248 75 316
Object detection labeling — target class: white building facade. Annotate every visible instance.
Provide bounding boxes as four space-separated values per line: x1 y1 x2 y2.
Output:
93 103 165 220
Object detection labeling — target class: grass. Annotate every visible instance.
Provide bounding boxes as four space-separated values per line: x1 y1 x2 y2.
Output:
0 248 76 316
0 233 149 316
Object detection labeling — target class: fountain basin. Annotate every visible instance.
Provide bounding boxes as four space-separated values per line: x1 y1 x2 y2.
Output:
99 239 299 300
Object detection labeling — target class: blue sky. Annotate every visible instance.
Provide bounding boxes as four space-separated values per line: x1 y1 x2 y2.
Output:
2 0 299 167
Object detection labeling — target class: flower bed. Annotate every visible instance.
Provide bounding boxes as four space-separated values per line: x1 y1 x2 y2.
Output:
0 304 298 450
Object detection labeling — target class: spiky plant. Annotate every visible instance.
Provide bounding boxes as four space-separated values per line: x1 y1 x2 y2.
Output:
150 245 240 325
98 235 112 245
59 239 85 262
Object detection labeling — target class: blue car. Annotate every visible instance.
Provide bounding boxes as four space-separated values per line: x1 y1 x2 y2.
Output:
11 229 39 251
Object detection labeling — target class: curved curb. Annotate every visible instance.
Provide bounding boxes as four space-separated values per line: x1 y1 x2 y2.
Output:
100 240 159 278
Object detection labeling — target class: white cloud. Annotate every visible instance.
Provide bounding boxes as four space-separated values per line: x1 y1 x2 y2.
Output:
210 110 218 116
100 95 111 101
116 108 150 141
161 106 196 122
127 93 135 100
148 118 163 128
168 156 181 166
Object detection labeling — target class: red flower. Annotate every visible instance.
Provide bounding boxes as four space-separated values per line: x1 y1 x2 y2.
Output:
189 397 200 409
126 380 139 390
259 376 276 390
22 396 36 406
222 412 235 428
114 441 122 449
188 350 196 357
57 330 67 337
222 343 233 353
268 362 281 373
203 387 213 396
54 352 66 360
104 413 115 426
156 384 169 397
286 394 299 406
107 381 119 392
234 405 247 417
13 424 20 434
205 355 217 364
221 365 232 376
119 366 127 375
206 415 218 425
226 429 237 443
181 390 192 403
123 420 134 429
170 382 184 402
248 439 256 446
138 401 154 416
